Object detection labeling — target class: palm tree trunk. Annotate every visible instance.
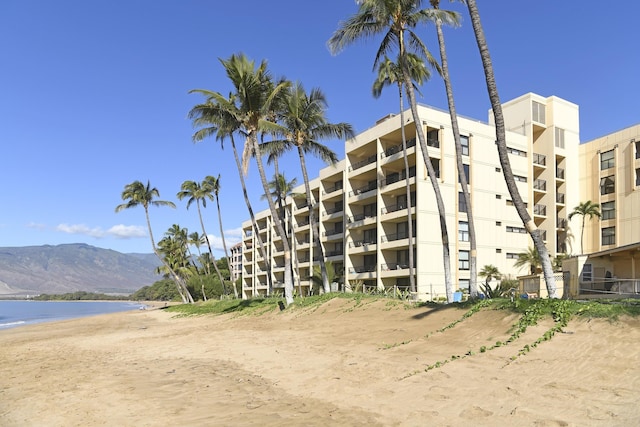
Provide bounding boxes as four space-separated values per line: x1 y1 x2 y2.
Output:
401 67 453 303
144 208 193 303
297 146 330 294
580 216 585 254
435 16 478 297
251 135 294 305
196 201 227 295
229 134 273 295
397 84 416 294
466 0 557 298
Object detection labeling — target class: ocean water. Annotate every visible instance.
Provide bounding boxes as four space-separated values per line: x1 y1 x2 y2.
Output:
0 300 144 330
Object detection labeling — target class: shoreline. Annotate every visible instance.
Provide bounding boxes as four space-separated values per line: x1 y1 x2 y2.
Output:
1 299 639 426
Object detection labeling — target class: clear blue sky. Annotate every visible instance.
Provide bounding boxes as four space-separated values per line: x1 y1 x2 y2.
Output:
1 1 638 256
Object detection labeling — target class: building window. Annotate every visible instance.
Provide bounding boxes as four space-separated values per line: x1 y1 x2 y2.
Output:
507 226 527 234
506 252 518 259
458 192 467 213
459 250 470 270
496 221 502 226
635 140 640 160
496 194 502 199
460 135 469 156
458 279 470 291
431 157 440 178
532 101 545 124
601 201 615 220
514 175 527 183
459 221 469 242
495 167 501 172
600 176 615 195
581 263 592 282
458 164 470 184
636 168 640 187
600 149 615 170
555 128 565 149
496 248 502 253
507 147 527 157
602 227 615 246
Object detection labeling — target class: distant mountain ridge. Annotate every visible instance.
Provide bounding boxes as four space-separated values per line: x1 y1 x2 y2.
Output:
0 244 161 296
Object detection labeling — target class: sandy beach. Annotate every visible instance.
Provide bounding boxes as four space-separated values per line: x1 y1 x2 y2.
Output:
1 298 639 426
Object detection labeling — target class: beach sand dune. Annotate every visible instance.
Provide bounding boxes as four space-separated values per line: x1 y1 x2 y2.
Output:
1 298 639 426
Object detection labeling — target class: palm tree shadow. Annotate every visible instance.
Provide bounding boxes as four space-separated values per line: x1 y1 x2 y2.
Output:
410 302 454 320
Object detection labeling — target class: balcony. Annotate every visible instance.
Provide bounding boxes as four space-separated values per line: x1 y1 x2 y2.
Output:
348 212 376 222
557 218 567 229
348 154 377 172
380 232 408 243
533 153 546 167
349 239 377 248
349 264 377 274
323 229 343 238
382 138 416 158
323 206 343 216
381 263 409 271
326 248 344 257
381 200 416 215
296 218 310 228
556 168 565 180
533 179 547 192
323 182 343 195
556 193 565 204
379 168 416 187
534 204 546 216
349 182 377 197
427 137 440 148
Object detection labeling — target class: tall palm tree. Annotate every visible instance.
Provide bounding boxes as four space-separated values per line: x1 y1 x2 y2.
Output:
568 200 601 254
190 54 295 305
329 0 459 302
466 0 557 298
177 179 227 294
203 174 238 298
372 53 429 294
189 90 274 295
115 180 193 303
262 82 354 294
430 0 478 298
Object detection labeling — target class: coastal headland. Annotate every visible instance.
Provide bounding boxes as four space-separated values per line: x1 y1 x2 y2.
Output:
1 298 639 426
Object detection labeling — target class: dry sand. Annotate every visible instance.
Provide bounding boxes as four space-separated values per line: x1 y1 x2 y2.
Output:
1 298 639 426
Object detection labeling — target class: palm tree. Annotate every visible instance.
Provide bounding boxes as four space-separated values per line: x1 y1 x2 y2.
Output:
177 179 227 294
262 82 354 294
478 264 501 297
189 90 274 295
466 0 557 298
513 247 541 275
568 200 601 254
115 180 193 303
190 54 295 305
202 174 238 298
329 0 459 302
429 0 478 298
372 53 429 294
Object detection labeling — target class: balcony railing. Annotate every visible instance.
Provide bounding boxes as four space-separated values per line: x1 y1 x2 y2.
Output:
322 229 343 237
324 206 343 215
349 239 377 248
556 168 565 179
533 179 547 191
326 249 344 257
323 182 343 195
557 218 567 229
380 232 409 243
556 193 565 204
296 218 310 227
348 154 377 172
379 168 416 187
534 204 546 216
533 153 546 166
382 138 416 157
427 137 440 148
381 263 409 271
349 212 376 222
381 199 416 214
348 264 377 274
349 182 377 197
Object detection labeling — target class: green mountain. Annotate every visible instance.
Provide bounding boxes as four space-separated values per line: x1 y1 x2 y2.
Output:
0 244 161 296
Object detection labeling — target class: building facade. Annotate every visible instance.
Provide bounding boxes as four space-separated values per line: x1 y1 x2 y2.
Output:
240 93 580 300
229 242 243 282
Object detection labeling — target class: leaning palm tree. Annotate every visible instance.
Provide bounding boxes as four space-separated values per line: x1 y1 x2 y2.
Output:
190 54 295 305
568 200 601 254
262 82 354 294
372 53 428 295
177 179 227 294
202 174 238 298
115 180 193 303
466 0 557 298
329 0 459 302
430 0 478 297
189 91 274 294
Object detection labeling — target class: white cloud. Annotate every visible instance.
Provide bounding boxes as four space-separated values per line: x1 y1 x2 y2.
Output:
107 224 147 239
26 222 47 230
56 223 106 238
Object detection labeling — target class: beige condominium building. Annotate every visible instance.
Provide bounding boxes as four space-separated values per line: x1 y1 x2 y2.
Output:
560 123 640 295
241 93 580 300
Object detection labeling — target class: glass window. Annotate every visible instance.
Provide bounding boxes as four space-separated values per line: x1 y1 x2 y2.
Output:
602 227 615 246
427 129 439 148
581 264 592 282
555 128 565 149
459 221 469 242
600 176 615 195
514 175 527 183
635 141 640 160
636 168 640 187
532 101 545 124
431 158 440 178
458 279 470 291
459 164 470 184
600 149 615 170
460 135 469 156
601 201 615 220
459 250 470 270
458 192 467 213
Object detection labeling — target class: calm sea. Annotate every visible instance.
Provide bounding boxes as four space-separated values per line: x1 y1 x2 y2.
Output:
0 300 144 330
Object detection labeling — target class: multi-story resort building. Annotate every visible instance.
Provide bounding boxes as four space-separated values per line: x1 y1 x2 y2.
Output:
229 242 243 282
240 92 638 300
